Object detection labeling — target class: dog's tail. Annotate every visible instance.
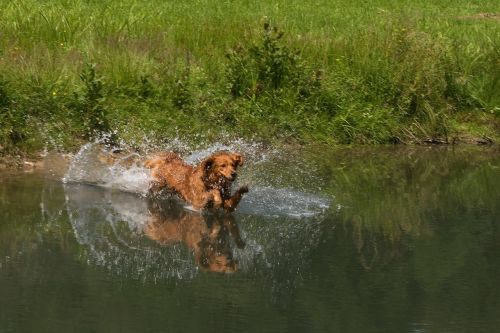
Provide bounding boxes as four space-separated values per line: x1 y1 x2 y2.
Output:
144 152 180 169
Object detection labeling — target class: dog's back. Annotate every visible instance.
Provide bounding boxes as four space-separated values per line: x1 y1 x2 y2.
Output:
144 152 182 169
144 152 196 199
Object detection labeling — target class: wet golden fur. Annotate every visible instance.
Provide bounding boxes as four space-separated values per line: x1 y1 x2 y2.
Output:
144 151 248 212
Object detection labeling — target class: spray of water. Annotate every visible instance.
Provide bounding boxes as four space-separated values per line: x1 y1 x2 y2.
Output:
62 137 332 218
58 137 336 282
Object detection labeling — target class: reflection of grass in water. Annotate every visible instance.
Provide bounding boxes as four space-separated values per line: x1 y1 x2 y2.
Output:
297 148 500 332
306 146 500 269
1 148 499 332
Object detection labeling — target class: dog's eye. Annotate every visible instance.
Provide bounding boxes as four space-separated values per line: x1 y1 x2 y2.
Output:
221 164 226 168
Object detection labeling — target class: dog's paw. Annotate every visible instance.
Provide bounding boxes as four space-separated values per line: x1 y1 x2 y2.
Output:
238 185 249 194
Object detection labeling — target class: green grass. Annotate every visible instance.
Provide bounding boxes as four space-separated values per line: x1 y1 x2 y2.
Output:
0 0 499 152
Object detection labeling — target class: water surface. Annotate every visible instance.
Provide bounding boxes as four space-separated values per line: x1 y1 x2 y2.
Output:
1 144 499 332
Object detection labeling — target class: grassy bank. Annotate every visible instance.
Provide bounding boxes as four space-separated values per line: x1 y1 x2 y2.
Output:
0 0 499 152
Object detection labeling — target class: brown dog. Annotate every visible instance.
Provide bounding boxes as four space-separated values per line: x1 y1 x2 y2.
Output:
144 151 248 212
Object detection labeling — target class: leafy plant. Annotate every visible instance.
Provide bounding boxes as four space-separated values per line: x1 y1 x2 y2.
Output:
77 63 110 139
0 77 28 149
226 20 313 98
172 69 193 111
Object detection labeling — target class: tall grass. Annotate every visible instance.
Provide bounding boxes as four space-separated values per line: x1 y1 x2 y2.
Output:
0 0 499 152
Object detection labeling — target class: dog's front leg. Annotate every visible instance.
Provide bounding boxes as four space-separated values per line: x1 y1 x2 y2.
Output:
209 189 223 208
223 186 248 212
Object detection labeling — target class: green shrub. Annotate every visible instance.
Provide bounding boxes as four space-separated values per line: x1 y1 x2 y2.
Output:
226 20 320 100
77 63 111 139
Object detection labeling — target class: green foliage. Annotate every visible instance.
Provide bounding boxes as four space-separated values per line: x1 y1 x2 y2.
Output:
226 21 301 96
77 63 111 139
223 21 338 142
0 0 498 151
0 78 23 149
332 106 400 144
172 70 193 111
0 79 9 109
226 21 320 100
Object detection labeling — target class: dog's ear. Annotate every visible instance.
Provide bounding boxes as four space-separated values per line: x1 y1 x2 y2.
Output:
201 156 215 173
232 153 244 167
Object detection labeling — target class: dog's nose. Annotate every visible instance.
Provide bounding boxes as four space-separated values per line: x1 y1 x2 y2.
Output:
231 172 237 179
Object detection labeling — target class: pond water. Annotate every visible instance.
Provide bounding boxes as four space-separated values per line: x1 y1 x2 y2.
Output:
1 143 499 333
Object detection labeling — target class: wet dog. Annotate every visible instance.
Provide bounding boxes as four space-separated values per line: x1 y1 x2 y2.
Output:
144 151 248 212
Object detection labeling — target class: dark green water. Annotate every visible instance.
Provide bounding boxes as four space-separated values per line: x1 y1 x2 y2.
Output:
1 146 499 333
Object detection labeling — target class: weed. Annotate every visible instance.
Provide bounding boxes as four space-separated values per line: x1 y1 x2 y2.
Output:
172 69 193 111
226 20 314 98
77 63 111 140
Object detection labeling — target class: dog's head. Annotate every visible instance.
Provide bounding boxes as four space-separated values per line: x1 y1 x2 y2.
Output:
201 151 244 183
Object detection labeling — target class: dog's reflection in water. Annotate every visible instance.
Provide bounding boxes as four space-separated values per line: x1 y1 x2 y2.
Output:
144 199 245 273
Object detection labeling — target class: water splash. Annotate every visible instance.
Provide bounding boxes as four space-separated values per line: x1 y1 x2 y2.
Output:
62 139 333 217
62 142 150 195
58 138 336 283
236 186 330 218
